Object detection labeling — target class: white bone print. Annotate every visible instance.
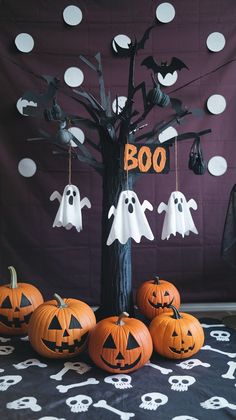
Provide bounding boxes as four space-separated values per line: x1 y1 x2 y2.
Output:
139 392 168 410
221 361 236 379
168 375 196 391
145 361 173 374
104 374 132 389
201 396 236 410
177 359 211 370
0 336 11 342
13 358 47 370
38 417 66 420
66 394 93 413
0 345 14 355
6 396 42 412
56 378 99 393
210 330 230 341
50 361 91 380
172 416 199 420
0 375 22 391
201 345 236 358
0 369 4 373
200 323 225 328
20 335 29 341
93 400 135 419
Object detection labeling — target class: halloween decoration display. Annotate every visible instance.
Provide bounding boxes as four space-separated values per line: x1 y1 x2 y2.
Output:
88 312 153 373
136 275 180 319
28 293 96 358
50 184 91 232
149 305 204 359
158 191 198 240
107 190 154 245
0 266 44 335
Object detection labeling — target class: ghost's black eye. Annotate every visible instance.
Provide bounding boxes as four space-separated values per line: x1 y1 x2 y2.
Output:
125 198 129 204
181 198 183 203
174 198 178 204
132 197 135 204
73 191 76 196
66 190 71 195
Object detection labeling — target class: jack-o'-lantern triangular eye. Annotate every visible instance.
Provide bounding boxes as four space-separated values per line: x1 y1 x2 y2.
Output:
20 293 32 307
1 296 12 308
103 333 117 349
69 314 82 329
48 315 62 330
164 291 169 296
187 330 192 336
126 333 140 349
172 330 178 337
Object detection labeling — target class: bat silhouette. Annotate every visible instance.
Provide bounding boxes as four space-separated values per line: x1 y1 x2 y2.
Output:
142 56 189 77
113 25 154 57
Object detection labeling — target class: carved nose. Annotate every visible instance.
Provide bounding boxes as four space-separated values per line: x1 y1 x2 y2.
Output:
63 330 69 337
116 352 125 360
14 307 20 312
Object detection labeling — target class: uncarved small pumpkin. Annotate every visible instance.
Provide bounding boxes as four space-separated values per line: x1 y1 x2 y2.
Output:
0 266 44 335
28 293 96 359
149 305 204 359
88 312 153 373
136 276 180 320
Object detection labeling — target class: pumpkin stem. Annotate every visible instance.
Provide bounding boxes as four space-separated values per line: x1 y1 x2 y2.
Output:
170 305 182 319
53 293 68 308
153 275 160 285
8 266 18 289
116 312 129 326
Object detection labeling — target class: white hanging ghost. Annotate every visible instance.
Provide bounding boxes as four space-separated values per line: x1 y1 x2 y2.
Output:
157 191 198 240
50 184 91 232
107 190 154 245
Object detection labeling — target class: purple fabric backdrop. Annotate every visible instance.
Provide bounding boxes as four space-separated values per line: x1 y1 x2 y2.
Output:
0 0 236 306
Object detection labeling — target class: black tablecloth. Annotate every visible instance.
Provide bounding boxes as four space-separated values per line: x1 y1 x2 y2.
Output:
0 318 236 420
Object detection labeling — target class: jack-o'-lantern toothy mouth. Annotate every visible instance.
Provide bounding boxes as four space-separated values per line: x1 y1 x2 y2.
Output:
148 297 174 309
0 312 33 328
42 331 89 353
100 353 142 370
169 343 195 354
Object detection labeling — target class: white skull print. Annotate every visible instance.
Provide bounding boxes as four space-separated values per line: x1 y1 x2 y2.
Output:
158 191 198 239
104 374 132 389
210 330 230 341
7 396 41 411
168 375 196 391
139 392 168 410
50 184 91 232
177 359 211 369
200 396 236 410
13 358 47 369
107 190 154 245
66 394 93 413
0 375 22 391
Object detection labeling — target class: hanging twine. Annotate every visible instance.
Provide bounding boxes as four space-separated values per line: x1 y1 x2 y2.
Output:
68 144 72 185
126 136 129 191
175 136 179 191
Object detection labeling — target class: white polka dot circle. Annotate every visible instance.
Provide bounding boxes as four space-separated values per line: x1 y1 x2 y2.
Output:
64 67 84 87
68 127 85 146
112 34 131 52
158 126 178 143
15 33 34 53
208 156 227 176
63 5 83 26
207 94 226 114
156 2 175 23
112 96 127 114
18 158 37 177
206 32 225 52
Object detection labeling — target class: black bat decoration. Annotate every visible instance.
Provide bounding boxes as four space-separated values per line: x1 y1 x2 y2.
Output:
113 25 155 58
141 56 189 77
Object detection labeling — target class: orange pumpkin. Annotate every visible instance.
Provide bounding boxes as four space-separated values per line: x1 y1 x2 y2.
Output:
136 276 180 320
28 293 96 358
0 266 44 335
88 312 153 373
149 305 204 359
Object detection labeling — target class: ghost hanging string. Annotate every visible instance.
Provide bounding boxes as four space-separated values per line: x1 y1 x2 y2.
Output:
175 136 179 191
68 143 72 185
188 135 206 175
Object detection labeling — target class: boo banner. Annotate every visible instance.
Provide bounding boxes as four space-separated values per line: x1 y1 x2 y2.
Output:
123 143 170 174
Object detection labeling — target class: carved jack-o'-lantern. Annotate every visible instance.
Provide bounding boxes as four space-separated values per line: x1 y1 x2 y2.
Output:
28 293 96 359
88 312 153 373
0 266 44 335
149 305 204 359
136 276 180 320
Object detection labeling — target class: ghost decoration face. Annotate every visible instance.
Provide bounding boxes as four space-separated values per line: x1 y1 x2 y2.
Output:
107 190 154 245
50 184 91 232
157 191 198 240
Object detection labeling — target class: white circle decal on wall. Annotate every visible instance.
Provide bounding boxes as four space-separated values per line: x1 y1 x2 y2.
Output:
112 96 127 114
112 34 131 52
158 71 178 86
156 2 175 23
208 156 227 176
63 5 83 26
15 33 34 53
68 127 85 146
18 158 37 177
16 98 37 116
158 126 178 143
207 94 226 114
64 67 84 87
206 32 225 52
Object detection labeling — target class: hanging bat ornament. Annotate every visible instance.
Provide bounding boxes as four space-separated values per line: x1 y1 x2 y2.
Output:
50 184 91 232
142 56 189 86
107 190 154 245
157 191 198 240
